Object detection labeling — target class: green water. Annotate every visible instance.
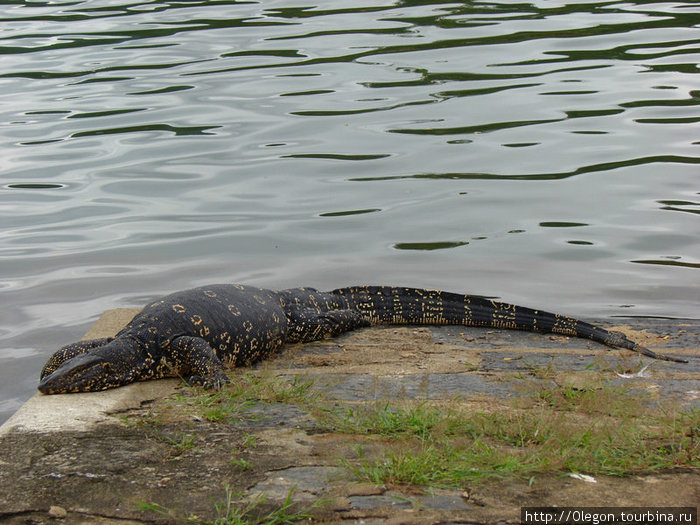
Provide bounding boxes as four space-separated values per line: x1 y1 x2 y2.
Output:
0 0 698 422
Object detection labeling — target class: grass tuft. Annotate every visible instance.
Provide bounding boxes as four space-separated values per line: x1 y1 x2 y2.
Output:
138 487 317 524
177 372 316 423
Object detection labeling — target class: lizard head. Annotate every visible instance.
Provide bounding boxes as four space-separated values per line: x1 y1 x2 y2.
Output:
38 344 145 394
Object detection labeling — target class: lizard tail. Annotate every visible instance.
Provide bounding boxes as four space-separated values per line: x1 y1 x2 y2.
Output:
330 286 687 363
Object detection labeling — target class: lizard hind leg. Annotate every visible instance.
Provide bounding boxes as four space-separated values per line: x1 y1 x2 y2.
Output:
285 306 370 344
40 337 114 379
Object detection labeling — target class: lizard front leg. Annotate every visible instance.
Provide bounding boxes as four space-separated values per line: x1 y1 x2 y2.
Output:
169 336 230 388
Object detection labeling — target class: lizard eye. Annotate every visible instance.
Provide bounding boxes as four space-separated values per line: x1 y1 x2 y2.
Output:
103 363 112 374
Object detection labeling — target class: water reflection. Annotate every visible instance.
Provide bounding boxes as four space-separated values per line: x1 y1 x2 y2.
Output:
6 183 65 189
394 241 469 251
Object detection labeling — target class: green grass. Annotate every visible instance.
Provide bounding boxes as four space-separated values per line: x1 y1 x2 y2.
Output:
138 488 315 524
322 401 444 440
230 457 253 470
517 373 645 416
322 381 700 486
132 366 699 493
206 487 316 525
175 372 316 424
162 432 199 455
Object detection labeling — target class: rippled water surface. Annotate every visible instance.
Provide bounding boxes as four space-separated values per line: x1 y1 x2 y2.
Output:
1 0 698 422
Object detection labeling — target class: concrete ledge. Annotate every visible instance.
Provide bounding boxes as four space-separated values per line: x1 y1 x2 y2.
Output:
0 380 179 436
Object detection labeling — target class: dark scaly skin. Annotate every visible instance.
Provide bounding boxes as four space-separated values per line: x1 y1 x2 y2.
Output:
38 284 687 394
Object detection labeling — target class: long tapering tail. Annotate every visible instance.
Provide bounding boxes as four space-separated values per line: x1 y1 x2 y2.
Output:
330 286 687 363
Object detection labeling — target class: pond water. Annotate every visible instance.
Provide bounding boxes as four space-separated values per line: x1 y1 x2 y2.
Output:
1 0 698 423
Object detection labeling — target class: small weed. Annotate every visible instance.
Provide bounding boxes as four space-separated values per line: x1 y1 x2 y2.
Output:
158 432 199 455
136 501 178 520
526 361 557 379
207 487 317 525
230 457 253 470
241 433 258 449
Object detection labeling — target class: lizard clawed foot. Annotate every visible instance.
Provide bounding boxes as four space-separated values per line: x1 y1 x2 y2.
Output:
187 373 231 389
